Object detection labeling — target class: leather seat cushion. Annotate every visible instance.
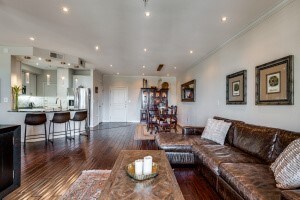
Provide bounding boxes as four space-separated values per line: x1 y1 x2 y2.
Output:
156 132 217 152
281 190 300 200
219 163 281 200
156 132 194 152
198 145 262 175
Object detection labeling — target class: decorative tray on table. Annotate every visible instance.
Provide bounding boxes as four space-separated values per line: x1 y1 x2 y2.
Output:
125 162 159 181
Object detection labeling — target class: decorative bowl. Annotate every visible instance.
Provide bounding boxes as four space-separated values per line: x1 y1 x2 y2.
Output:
125 162 159 181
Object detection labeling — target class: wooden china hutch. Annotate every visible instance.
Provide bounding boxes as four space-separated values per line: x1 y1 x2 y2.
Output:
140 88 168 122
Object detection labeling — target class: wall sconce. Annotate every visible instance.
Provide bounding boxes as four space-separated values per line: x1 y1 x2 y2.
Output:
25 72 30 84
61 76 65 85
46 74 50 85
75 78 78 88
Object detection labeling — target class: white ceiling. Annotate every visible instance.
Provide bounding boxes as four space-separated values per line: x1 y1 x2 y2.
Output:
0 0 284 76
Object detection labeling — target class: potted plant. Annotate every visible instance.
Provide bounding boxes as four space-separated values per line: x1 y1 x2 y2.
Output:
12 85 21 111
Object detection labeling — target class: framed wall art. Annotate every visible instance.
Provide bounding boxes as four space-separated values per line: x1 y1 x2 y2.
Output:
181 80 196 102
255 55 294 105
226 70 247 105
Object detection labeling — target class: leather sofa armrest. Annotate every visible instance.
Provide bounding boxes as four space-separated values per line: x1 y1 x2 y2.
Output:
182 126 205 135
282 189 300 200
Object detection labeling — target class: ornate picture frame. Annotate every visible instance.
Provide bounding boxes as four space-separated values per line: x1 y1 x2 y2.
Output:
226 70 247 105
255 55 294 105
181 80 196 102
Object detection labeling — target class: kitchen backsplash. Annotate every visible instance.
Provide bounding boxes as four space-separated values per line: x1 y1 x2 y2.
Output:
18 96 69 109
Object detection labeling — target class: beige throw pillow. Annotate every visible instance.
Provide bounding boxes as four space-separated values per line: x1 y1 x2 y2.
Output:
201 118 231 145
270 138 300 189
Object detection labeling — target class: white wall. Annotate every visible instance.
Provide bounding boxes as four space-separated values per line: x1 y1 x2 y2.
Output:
177 0 300 132
103 75 177 122
91 69 103 126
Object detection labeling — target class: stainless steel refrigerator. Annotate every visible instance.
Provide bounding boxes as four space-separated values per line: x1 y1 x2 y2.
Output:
69 88 91 127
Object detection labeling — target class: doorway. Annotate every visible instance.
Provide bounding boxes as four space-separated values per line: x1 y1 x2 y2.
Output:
109 87 128 122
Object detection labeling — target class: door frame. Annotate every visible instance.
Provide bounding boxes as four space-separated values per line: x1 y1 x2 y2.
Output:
109 86 128 122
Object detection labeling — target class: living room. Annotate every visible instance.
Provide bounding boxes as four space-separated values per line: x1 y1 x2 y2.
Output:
0 0 299 200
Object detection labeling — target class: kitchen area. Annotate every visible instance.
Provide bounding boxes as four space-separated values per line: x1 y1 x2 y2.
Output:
0 46 103 143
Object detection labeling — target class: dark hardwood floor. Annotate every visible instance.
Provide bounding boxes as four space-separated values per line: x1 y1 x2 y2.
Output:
5 123 220 200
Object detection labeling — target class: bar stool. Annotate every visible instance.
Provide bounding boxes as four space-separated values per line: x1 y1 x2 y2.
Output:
48 112 71 143
70 111 89 138
24 113 47 145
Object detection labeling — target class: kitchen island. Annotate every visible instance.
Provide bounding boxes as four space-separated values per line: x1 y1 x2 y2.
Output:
5 109 88 142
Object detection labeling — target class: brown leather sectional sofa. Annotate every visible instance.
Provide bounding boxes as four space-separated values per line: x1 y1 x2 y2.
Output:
155 116 300 200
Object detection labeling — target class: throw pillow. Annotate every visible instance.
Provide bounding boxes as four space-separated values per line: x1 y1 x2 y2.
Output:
201 118 217 140
270 138 300 189
201 118 231 145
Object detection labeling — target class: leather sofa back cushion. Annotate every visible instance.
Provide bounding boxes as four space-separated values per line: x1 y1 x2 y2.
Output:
272 130 300 160
214 116 244 145
233 123 278 163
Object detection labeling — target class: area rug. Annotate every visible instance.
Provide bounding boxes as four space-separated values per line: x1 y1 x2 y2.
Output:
60 170 111 200
134 124 182 141
134 124 156 140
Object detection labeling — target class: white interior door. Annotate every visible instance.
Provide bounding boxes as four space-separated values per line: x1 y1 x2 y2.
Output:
109 87 127 122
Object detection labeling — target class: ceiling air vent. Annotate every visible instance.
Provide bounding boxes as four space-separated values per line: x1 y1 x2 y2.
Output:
157 64 164 71
78 58 86 68
49 52 64 60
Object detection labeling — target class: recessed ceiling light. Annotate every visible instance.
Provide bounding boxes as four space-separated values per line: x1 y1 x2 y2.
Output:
142 65 146 68
174 67 177 69
38 57 42 61
110 64 113 67
36 63 39 66
68 63 71 66
144 48 147 52
222 16 227 22
142 73 145 76
190 50 193 54
29 37 35 41
95 45 99 51
145 12 150 17
62 7 69 13
117 72 120 75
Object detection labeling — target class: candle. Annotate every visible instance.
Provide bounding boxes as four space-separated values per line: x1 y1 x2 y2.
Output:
135 159 143 175
143 156 153 175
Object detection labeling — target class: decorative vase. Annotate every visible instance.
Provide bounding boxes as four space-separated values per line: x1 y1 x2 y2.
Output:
12 85 21 111
13 93 19 111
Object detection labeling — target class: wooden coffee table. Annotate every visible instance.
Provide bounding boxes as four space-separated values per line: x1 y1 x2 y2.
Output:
99 150 184 200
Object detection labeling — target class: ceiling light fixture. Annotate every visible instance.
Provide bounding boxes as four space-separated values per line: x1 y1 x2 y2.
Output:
68 63 71 66
144 48 147 52
190 50 193 54
36 63 39 66
38 57 42 61
95 45 99 51
117 72 120 75
110 64 113 67
29 37 35 41
142 65 146 68
143 0 151 17
174 67 177 69
142 73 145 76
222 16 227 22
62 7 69 13
167 74 170 77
